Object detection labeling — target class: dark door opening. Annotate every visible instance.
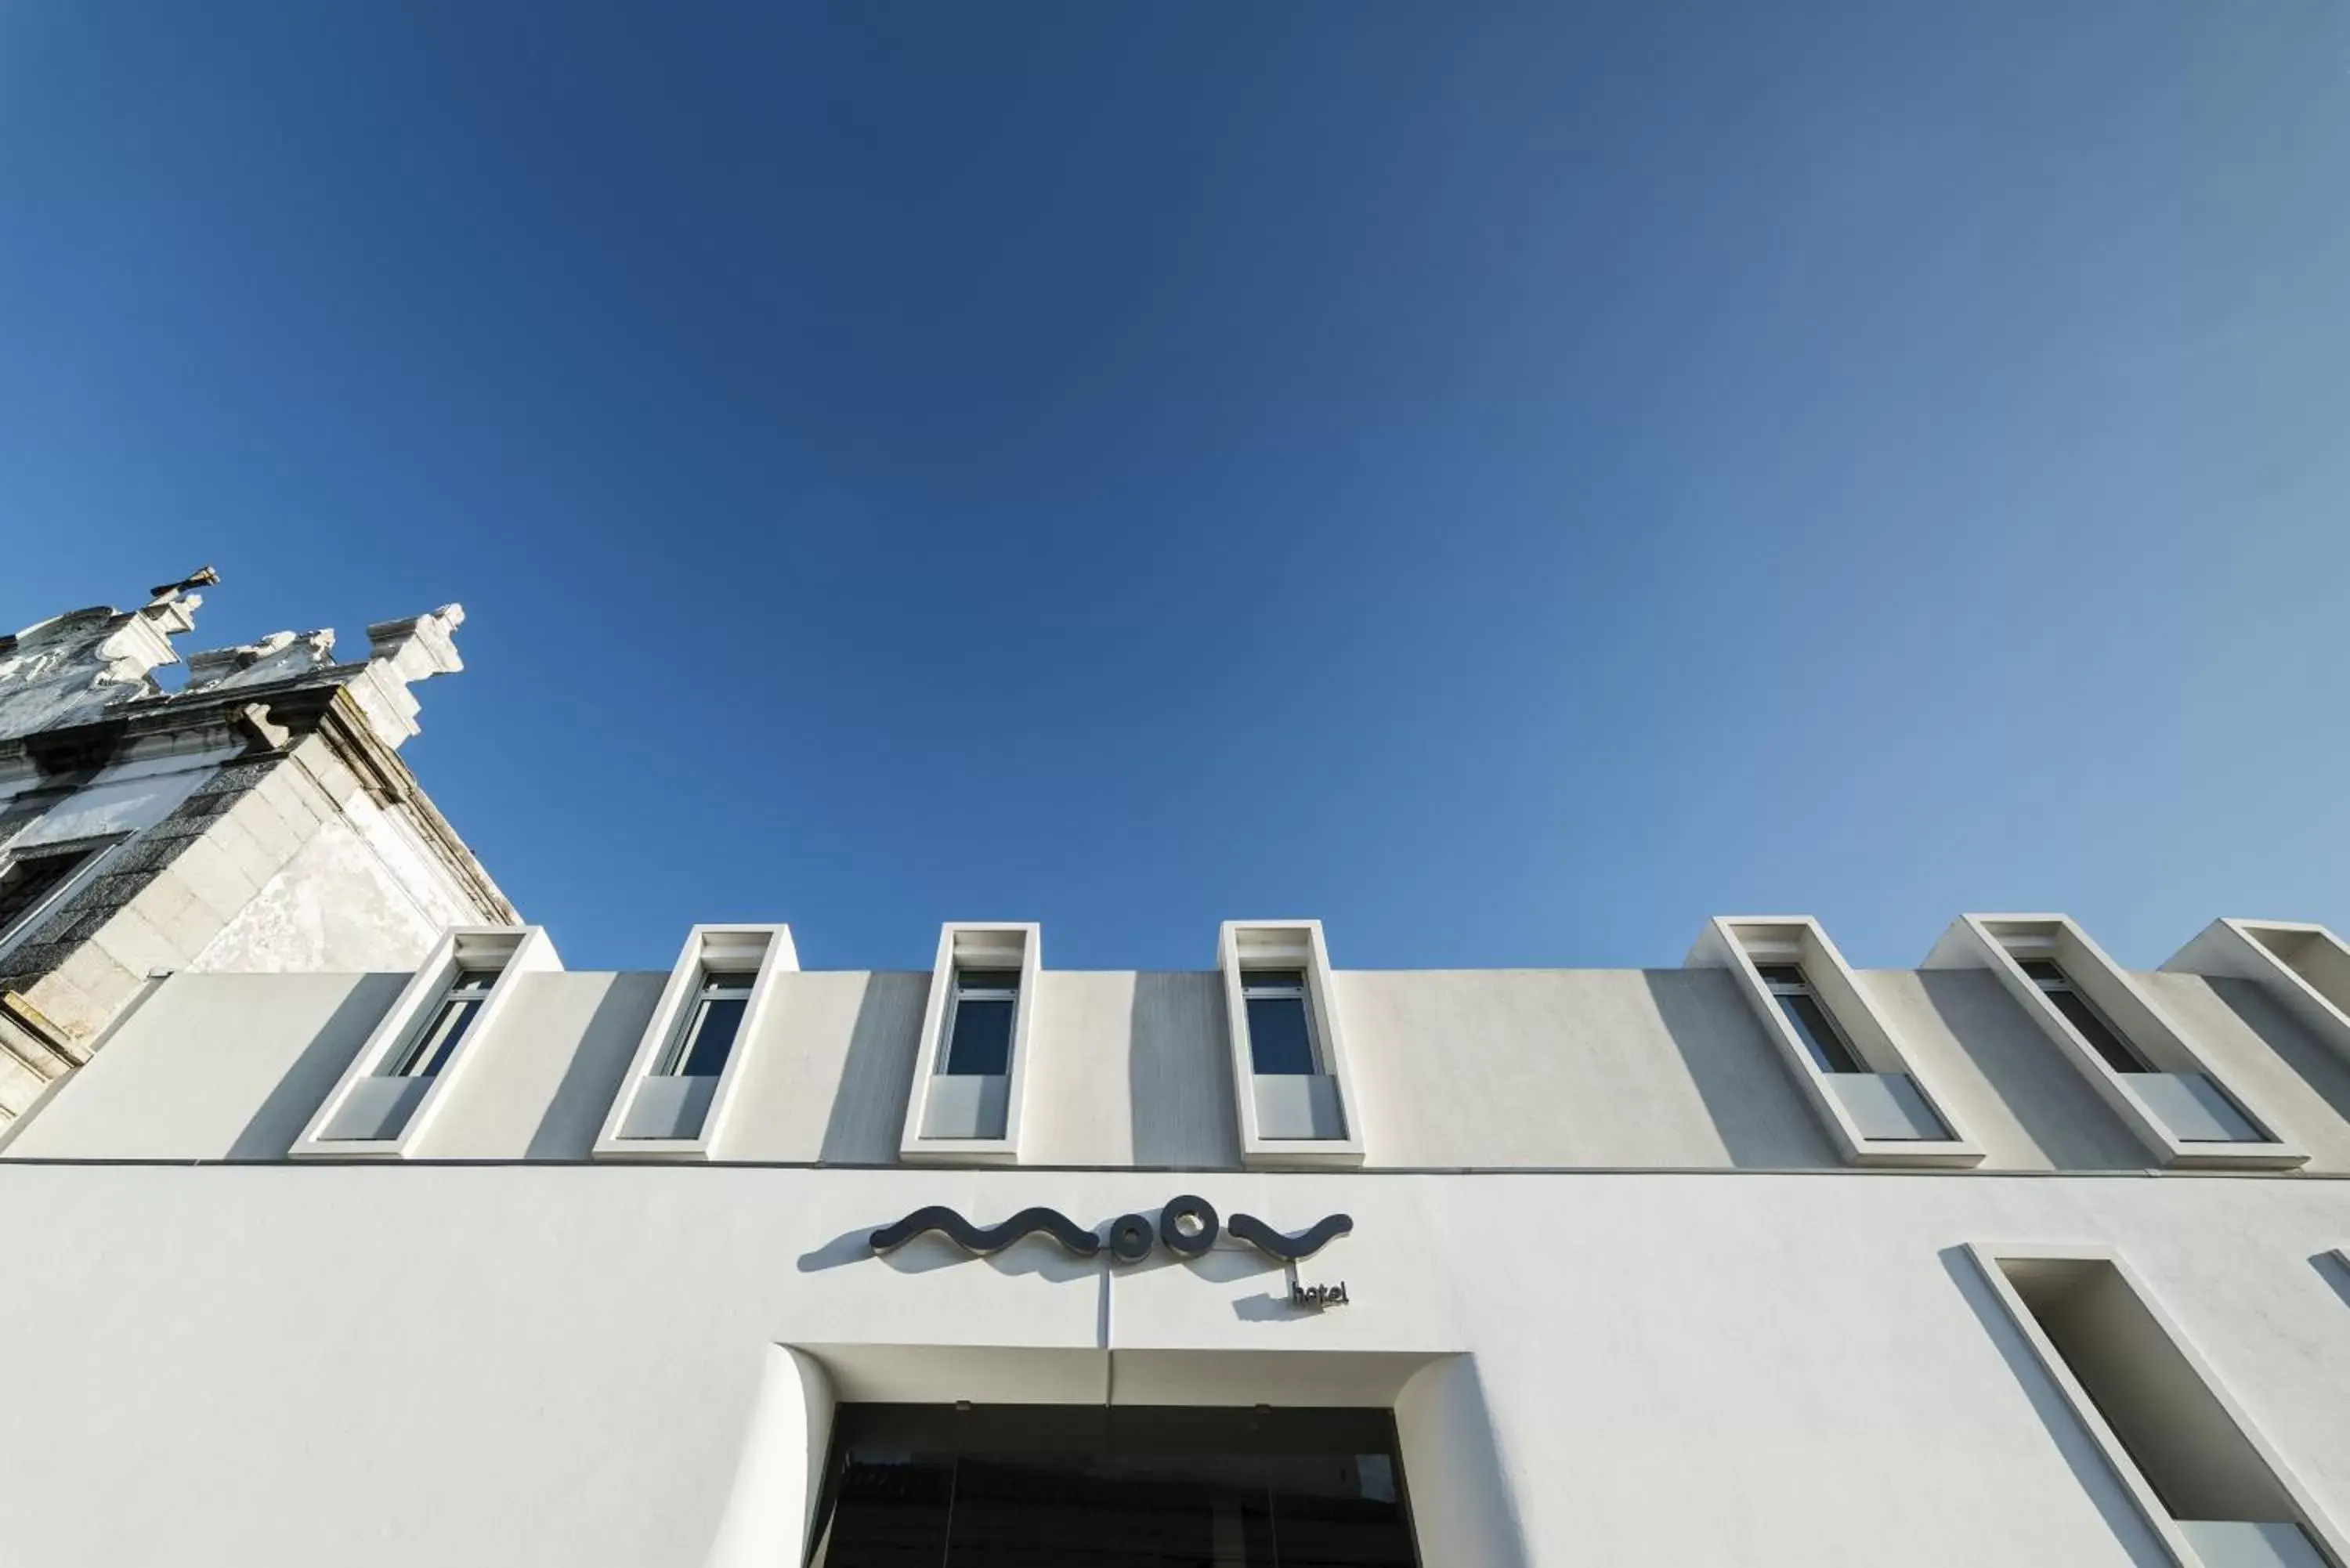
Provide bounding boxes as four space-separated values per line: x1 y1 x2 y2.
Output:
810 1403 1421 1567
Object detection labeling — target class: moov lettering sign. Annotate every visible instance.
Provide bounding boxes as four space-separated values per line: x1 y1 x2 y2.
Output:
870 1194 1351 1266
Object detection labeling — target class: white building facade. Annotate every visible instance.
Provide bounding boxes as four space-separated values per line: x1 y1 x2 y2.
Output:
2 902 2348 1567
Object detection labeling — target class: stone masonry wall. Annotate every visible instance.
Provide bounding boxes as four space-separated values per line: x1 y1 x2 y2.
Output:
0 733 504 1122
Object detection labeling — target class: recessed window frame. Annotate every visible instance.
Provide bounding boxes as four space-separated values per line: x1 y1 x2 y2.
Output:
1692 916 1982 1167
1962 1242 2350 1566
2165 918 2350 1071
1219 919 1364 1167
0 834 128 966
1929 914 2305 1169
595 923 797 1162
290 925 559 1160
898 923 1040 1165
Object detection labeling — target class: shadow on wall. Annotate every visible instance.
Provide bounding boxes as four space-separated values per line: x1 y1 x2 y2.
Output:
1936 1247 2173 1568
1640 970 1838 1168
2207 977 2350 1130
227 971 410 1159
820 973 930 1164
1130 972 1241 1168
526 973 666 1158
1914 972 2149 1172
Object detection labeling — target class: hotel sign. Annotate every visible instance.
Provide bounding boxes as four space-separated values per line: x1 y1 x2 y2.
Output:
869 1193 1351 1266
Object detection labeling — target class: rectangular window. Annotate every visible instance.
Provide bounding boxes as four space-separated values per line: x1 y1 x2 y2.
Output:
0 840 117 956
0 851 85 937
385 968 500 1078
1242 969 1319 1075
1702 917 1980 1164
1219 921 1360 1161
656 967 753 1078
2019 959 2152 1073
1987 1252 2335 1565
943 970 1020 1076
902 923 1040 1159
597 923 793 1159
1945 914 2300 1165
1755 963 1866 1075
294 925 556 1160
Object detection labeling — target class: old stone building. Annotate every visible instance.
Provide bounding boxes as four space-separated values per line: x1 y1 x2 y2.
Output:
0 570 515 1122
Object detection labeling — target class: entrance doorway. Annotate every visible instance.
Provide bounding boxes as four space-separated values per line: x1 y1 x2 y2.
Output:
808 1403 1420 1566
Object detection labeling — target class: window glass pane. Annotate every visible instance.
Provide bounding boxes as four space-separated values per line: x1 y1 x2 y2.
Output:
945 996 1015 1075
1753 963 1806 989
672 995 747 1077
2046 987 2149 1072
2018 959 2066 985
819 1445 955 1566
1773 989 1864 1074
0 851 89 938
1242 969 1306 995
396 996 483 1078
956 969 1021 995
1264 1450 1415 1568
1246 994 1318 1075
816 1404 1414 1568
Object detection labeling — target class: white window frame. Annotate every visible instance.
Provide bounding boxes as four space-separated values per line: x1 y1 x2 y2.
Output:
0 835 128 967
2165 918 2350 1070
1961 1242 2350 1566
1219 919 1364 1167
1927 914 2305 1169
1691 916 1981 1167
898 923 1040 1165
290 925 559 1160
595 923 797 1162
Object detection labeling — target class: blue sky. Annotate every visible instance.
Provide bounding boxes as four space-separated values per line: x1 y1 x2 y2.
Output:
4 2 2347 973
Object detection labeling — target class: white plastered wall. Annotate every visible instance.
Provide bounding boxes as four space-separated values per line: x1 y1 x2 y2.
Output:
21 966 2350 1172
0 1166 2340 1566
5 963 2350 1566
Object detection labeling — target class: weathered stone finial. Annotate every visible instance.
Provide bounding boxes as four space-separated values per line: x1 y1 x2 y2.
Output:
0 578 207 739
343 605 468 749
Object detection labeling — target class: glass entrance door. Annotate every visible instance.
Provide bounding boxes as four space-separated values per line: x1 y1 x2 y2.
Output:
809 1404 1420 1567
